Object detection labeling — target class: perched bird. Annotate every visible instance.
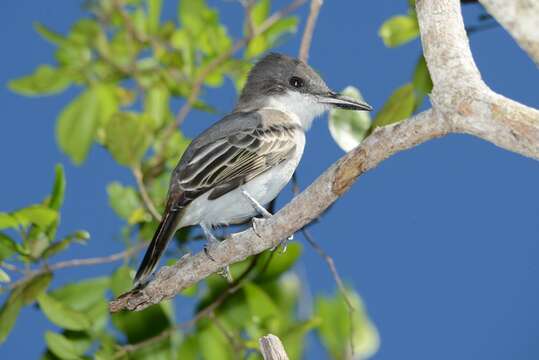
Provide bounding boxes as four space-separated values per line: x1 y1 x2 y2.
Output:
134 53 372 287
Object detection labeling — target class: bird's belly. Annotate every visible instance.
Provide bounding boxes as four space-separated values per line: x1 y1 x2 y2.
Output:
180 133 305 227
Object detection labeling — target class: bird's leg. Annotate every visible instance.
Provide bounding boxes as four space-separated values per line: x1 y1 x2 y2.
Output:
241 189 272 218
241 189 293 253
200 223 232 282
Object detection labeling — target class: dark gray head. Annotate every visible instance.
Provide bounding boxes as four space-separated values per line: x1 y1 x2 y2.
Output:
236 53 372 116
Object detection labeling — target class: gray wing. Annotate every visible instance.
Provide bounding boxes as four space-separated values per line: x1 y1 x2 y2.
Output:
169 109 301 206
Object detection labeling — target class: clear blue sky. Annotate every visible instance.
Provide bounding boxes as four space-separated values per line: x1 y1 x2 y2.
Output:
1 1 539 359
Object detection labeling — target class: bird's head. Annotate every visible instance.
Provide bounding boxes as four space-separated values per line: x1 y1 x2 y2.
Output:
237 53 372 128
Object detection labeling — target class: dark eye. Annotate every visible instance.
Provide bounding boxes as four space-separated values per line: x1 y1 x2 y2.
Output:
289 76 304 88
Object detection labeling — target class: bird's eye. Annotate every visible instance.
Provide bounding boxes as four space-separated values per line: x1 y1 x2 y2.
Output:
289 76 304 88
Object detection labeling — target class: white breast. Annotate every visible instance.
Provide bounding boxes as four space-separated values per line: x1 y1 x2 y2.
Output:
179 130 306 228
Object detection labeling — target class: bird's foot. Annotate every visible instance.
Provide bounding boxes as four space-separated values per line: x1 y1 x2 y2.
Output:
218 266 233 283
201 223 232 282
271 234 293 253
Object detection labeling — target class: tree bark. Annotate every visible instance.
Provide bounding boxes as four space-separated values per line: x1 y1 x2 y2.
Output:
479 0 539 65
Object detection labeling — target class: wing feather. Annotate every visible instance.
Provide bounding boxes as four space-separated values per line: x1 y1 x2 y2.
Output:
177 120 300 201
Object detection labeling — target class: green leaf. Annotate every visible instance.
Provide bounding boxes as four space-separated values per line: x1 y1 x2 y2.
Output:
198 323 235 360
13 205 58 229
56 84 118 165
44 331 82 360
315 288 379 360
282 317 321 359
45 164 66 241
33 22 67 46
329 86 372 151
41 231 90 259
372 83 416 129
20 272 53 305
37 293 91 331
50 277 109 311
244 283 280 333
245 0 269 57
412 55 433 105
0 213 18 230
145 85 171 129
177 335 198 359
179 0 231 58
251 0 270 25
255 243 302 283
0 272 52 342
0 269 10 283
179 0 215 34
245 36 267 59
49 164 66 211
110 265 133 298
265 16 298 45
147 0 163 33
0 291 23 343
153 131 191 170
104 112 153 167
68 19 100 47
0 233 18 259
379 15 419 47
8 65 71 96
107 182 145 222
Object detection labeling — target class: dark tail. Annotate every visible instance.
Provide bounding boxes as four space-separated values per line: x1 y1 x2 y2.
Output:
134 210 182 287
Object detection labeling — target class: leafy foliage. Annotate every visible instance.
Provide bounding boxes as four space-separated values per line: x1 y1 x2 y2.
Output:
2 0 382 359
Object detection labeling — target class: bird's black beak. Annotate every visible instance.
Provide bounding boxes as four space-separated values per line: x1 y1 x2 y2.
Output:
318 91 373 111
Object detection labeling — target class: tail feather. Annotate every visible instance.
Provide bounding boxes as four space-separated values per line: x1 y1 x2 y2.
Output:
134 211 182 287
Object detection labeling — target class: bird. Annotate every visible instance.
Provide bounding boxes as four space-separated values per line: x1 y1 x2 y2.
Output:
133 52 372 287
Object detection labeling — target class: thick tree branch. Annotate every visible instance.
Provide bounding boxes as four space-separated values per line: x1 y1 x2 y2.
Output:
109 0 539 312
479 0 539 65
416 0 539 160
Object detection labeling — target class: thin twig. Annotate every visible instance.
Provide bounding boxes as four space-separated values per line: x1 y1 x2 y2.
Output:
292 175 356 355
298 0 323 63
0 261 25 274
132 166 162 222
242 0 256 39
49 242 144 271
301 227 356 356
8 243 145 289
112 0 148 44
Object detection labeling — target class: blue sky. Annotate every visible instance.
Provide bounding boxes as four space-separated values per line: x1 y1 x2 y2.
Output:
1 0 539 359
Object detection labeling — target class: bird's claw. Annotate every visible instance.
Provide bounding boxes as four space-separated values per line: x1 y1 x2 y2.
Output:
217 266 233 283
203 244 216 262
271 234 294 253
251 217 266 238
203 241 233 282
